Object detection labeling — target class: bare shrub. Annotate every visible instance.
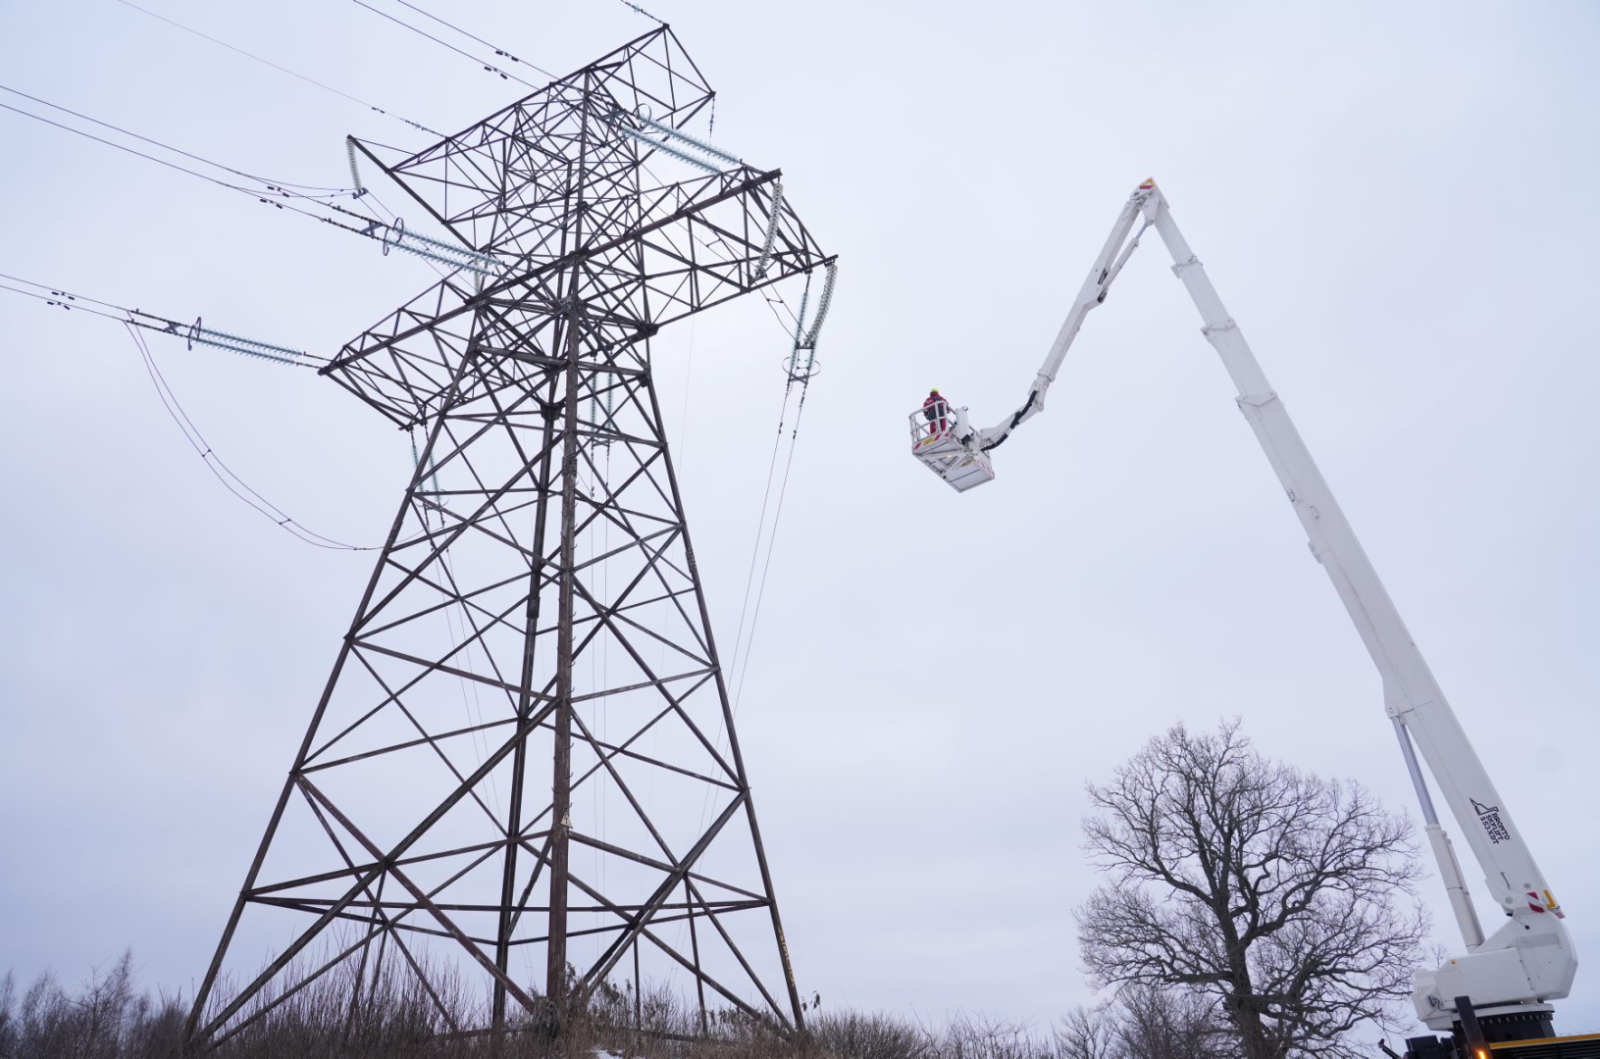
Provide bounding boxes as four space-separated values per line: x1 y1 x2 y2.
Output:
1 953 186 1059
809 1010 934 1059
1057 986 1229 1059
0 974 15 1059
7 952 1179 1059
940 1013 1056 1059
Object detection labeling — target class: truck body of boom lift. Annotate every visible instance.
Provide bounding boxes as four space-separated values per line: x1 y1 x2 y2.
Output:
911 180 1590 1058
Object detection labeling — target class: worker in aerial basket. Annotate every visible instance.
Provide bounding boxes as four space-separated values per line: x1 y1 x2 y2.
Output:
923 388 950 436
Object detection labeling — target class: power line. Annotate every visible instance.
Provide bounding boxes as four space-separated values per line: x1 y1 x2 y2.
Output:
0 83 352 195
0 93 391 242
0 93 397 240
0 98 322 206
727 385 794 684
0 93 499 278
124 323 383 551
116 0 443 138
4 85 795 347
0 276 147 326
731 390 809 712
386 0 556 79
696 378 814 838
5 273 378 549
0 270 321 367
347 0 539 89
616 0 667 25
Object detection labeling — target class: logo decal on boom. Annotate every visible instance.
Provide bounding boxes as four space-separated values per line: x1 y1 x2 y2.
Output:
1472 798 1511 844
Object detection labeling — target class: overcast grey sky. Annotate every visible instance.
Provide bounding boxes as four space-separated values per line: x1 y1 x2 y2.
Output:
2 0 1598 1045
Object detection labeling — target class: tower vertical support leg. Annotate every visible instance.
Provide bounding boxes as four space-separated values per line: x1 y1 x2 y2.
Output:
686 879 708 1034
546 301 585 1027
494 378 560 1030
644 377 807 1032
544 75 594 1030
185 359 475 1045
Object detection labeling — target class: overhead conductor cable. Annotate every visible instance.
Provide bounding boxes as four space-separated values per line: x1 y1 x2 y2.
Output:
383 0 556 79
347 0 539 87
0 88 498 280
122 324 389 551
115 0 442 136
0 271 317 368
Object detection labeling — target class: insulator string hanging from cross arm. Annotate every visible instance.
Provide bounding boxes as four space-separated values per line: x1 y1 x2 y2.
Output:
629 152 808 347
774 265 832 383
785 276 811 380
800 261 837 349
347 135 367 196
750 177 783 282
781 261 837 384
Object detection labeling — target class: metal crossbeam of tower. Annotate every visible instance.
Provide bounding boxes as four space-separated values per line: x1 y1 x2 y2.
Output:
186 25 833 1047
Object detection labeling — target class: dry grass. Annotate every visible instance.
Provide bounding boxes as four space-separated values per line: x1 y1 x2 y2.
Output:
0 954 1199 1059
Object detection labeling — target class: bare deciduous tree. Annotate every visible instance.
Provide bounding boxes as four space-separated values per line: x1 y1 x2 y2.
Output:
1075 720 1427 1059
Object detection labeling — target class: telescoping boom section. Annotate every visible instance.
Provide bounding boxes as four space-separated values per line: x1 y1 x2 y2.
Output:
913 180 1582 1057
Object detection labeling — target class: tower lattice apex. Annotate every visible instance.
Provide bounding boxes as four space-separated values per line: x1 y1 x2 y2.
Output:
188 26 834 1046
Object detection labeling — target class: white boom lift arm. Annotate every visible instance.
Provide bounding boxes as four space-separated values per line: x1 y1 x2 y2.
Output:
912 180 1575 1034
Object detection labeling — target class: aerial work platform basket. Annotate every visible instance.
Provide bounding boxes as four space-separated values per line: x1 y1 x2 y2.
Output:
909 400 995 492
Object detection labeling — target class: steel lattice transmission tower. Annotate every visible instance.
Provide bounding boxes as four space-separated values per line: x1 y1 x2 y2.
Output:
187 26 833 1047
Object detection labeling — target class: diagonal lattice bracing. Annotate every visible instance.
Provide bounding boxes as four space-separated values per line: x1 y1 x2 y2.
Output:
188 25 833 1047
